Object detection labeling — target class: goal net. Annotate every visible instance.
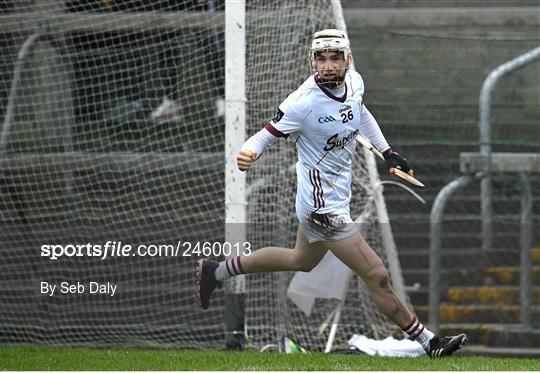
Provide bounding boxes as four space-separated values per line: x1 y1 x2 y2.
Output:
0 0 402 351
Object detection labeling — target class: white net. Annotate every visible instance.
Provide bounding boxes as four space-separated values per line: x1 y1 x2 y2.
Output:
0 0 401 351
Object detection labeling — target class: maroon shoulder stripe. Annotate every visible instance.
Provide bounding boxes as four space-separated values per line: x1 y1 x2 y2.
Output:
264 123 289 138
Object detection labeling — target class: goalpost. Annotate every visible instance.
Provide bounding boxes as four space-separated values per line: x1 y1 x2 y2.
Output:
0 0 405 351
224 0 247 350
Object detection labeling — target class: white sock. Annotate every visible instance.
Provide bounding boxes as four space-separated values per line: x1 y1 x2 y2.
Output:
214 256 245 282
402 316 435 351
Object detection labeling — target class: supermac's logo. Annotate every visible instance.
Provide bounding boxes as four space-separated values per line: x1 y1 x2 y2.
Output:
318 116 337 123
324 129 360 151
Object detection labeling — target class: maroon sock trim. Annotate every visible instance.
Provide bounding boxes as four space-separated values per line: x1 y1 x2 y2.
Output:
402 316 416 332
225 259 234 276
235 256 245 274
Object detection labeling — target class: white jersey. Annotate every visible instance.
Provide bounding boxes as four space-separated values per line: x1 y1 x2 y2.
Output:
265 70 387 213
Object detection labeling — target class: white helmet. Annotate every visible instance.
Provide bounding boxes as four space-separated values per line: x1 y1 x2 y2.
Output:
310 29 351 60
310 29 351 88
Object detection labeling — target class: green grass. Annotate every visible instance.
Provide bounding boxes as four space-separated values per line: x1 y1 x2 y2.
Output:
0 346 539 371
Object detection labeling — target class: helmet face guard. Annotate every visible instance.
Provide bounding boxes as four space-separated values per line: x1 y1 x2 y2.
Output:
310 29 351 89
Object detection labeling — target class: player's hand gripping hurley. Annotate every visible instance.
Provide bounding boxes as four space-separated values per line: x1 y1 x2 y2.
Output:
356 134 425 188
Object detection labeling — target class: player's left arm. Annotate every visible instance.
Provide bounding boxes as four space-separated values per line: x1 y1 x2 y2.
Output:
382 148 413 177
358 104 413 176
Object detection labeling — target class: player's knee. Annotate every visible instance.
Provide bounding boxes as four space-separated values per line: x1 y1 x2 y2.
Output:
365 266 391 289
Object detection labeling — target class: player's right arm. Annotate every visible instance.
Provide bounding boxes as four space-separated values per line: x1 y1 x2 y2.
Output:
237 93 304 172
237 149 258 171
237 125 279 172
236 123 282 171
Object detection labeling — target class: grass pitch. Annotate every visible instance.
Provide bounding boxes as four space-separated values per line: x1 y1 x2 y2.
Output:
1 346 539 370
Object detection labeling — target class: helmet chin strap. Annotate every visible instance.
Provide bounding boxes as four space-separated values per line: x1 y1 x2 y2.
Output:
316 69 348 90
317 75 345 89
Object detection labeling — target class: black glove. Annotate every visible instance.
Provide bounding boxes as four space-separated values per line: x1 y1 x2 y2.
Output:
383 149 411 173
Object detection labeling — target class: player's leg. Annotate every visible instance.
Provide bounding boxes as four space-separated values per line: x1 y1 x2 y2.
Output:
236 226 328 274
196 226 328 309
325 232 466 356
325 232 413 327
